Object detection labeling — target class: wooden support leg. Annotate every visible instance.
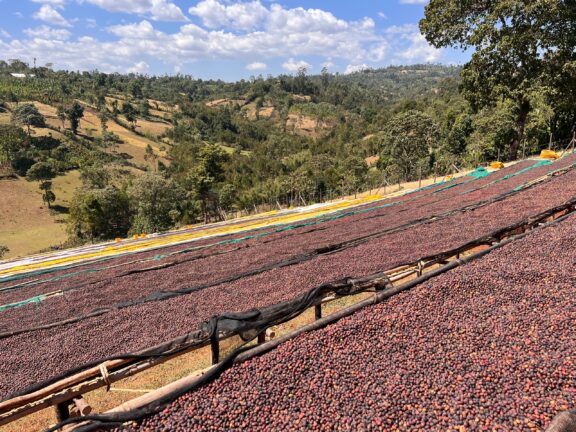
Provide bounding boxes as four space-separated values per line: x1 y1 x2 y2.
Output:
55 400 70 422
257 333 266 344
315 304 322 320
417 261 423 277
210 334 219 365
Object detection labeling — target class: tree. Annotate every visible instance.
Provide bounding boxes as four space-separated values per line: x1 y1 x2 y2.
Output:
420 0 576 160
56 105 66 129
377 110 439 182
26 161 57 208
0 245 8 259
139 100 150 117
98 108 109 133
66 102 85 135
122 101 138 128
0 124 26 165
129 173 186 234
144 144 158 170
185 144 229 223
11 104 45 137
128 80 143 99
68 186 131 240
80 164 110 189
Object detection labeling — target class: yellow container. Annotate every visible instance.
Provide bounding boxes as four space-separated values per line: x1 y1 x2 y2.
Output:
490 161 505 169
541 149 560 160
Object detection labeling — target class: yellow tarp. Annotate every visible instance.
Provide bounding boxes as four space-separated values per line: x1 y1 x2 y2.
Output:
541 150 560 160
490 161 505 170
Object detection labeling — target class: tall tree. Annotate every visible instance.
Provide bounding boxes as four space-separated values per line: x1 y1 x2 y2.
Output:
66 101 85 135
26 161 57 208
68 186 131 240
56 105 67 129
129 173 186 234
420 0 576 160
122 101 138 128
11 104 45 137
377 110 439 182
185 144 229 223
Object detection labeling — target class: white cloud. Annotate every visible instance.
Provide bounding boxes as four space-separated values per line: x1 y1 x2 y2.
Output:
246 62 267 71
321 60 335 69
127 61 150 74
344 64 371 74
385 24 441 62
377 12 387 19
282 58 311 73
33 5 71 27
399 0 428 3
0 29 11 40
31 0 66 6
84 0 188 22
2 1 444 75
24 25 71 41
190 0 268 31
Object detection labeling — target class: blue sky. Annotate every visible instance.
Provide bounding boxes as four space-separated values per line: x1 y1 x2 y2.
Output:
0 0 469 80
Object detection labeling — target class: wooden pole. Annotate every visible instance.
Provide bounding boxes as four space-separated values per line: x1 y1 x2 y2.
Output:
314 304 322 320
418 166 422 189
55 401 70 422
210 333 219 365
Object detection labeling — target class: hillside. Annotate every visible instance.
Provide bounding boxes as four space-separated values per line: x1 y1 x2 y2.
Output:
0 63 573 259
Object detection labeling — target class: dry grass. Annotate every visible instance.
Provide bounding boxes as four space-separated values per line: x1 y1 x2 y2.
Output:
286 113 331 138
0 177 68 259
119 116 171 138
206 98 246 108
243 103 275 120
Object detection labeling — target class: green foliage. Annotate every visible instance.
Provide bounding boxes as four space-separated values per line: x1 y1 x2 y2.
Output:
184 144 229 222
122 101 138 127
11 103 45 136
128 173 186 234
68 186 131 240
80 164 110 189
66 101 84 135
0 124 26 164
26 161 56 182
26 161 57 208
421 0 576 159
377 110 439 182
0 245 8 259
1 59 574 233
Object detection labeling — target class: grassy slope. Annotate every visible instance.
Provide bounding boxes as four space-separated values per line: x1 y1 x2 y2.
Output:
0 177 68 259
0 99 175 259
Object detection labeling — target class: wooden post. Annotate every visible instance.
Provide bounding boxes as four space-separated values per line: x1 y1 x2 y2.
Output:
418 165 422 189
55 400 70 422
210 334 219 365
314 304 322 320
257 333 266 344
522 139 526 159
